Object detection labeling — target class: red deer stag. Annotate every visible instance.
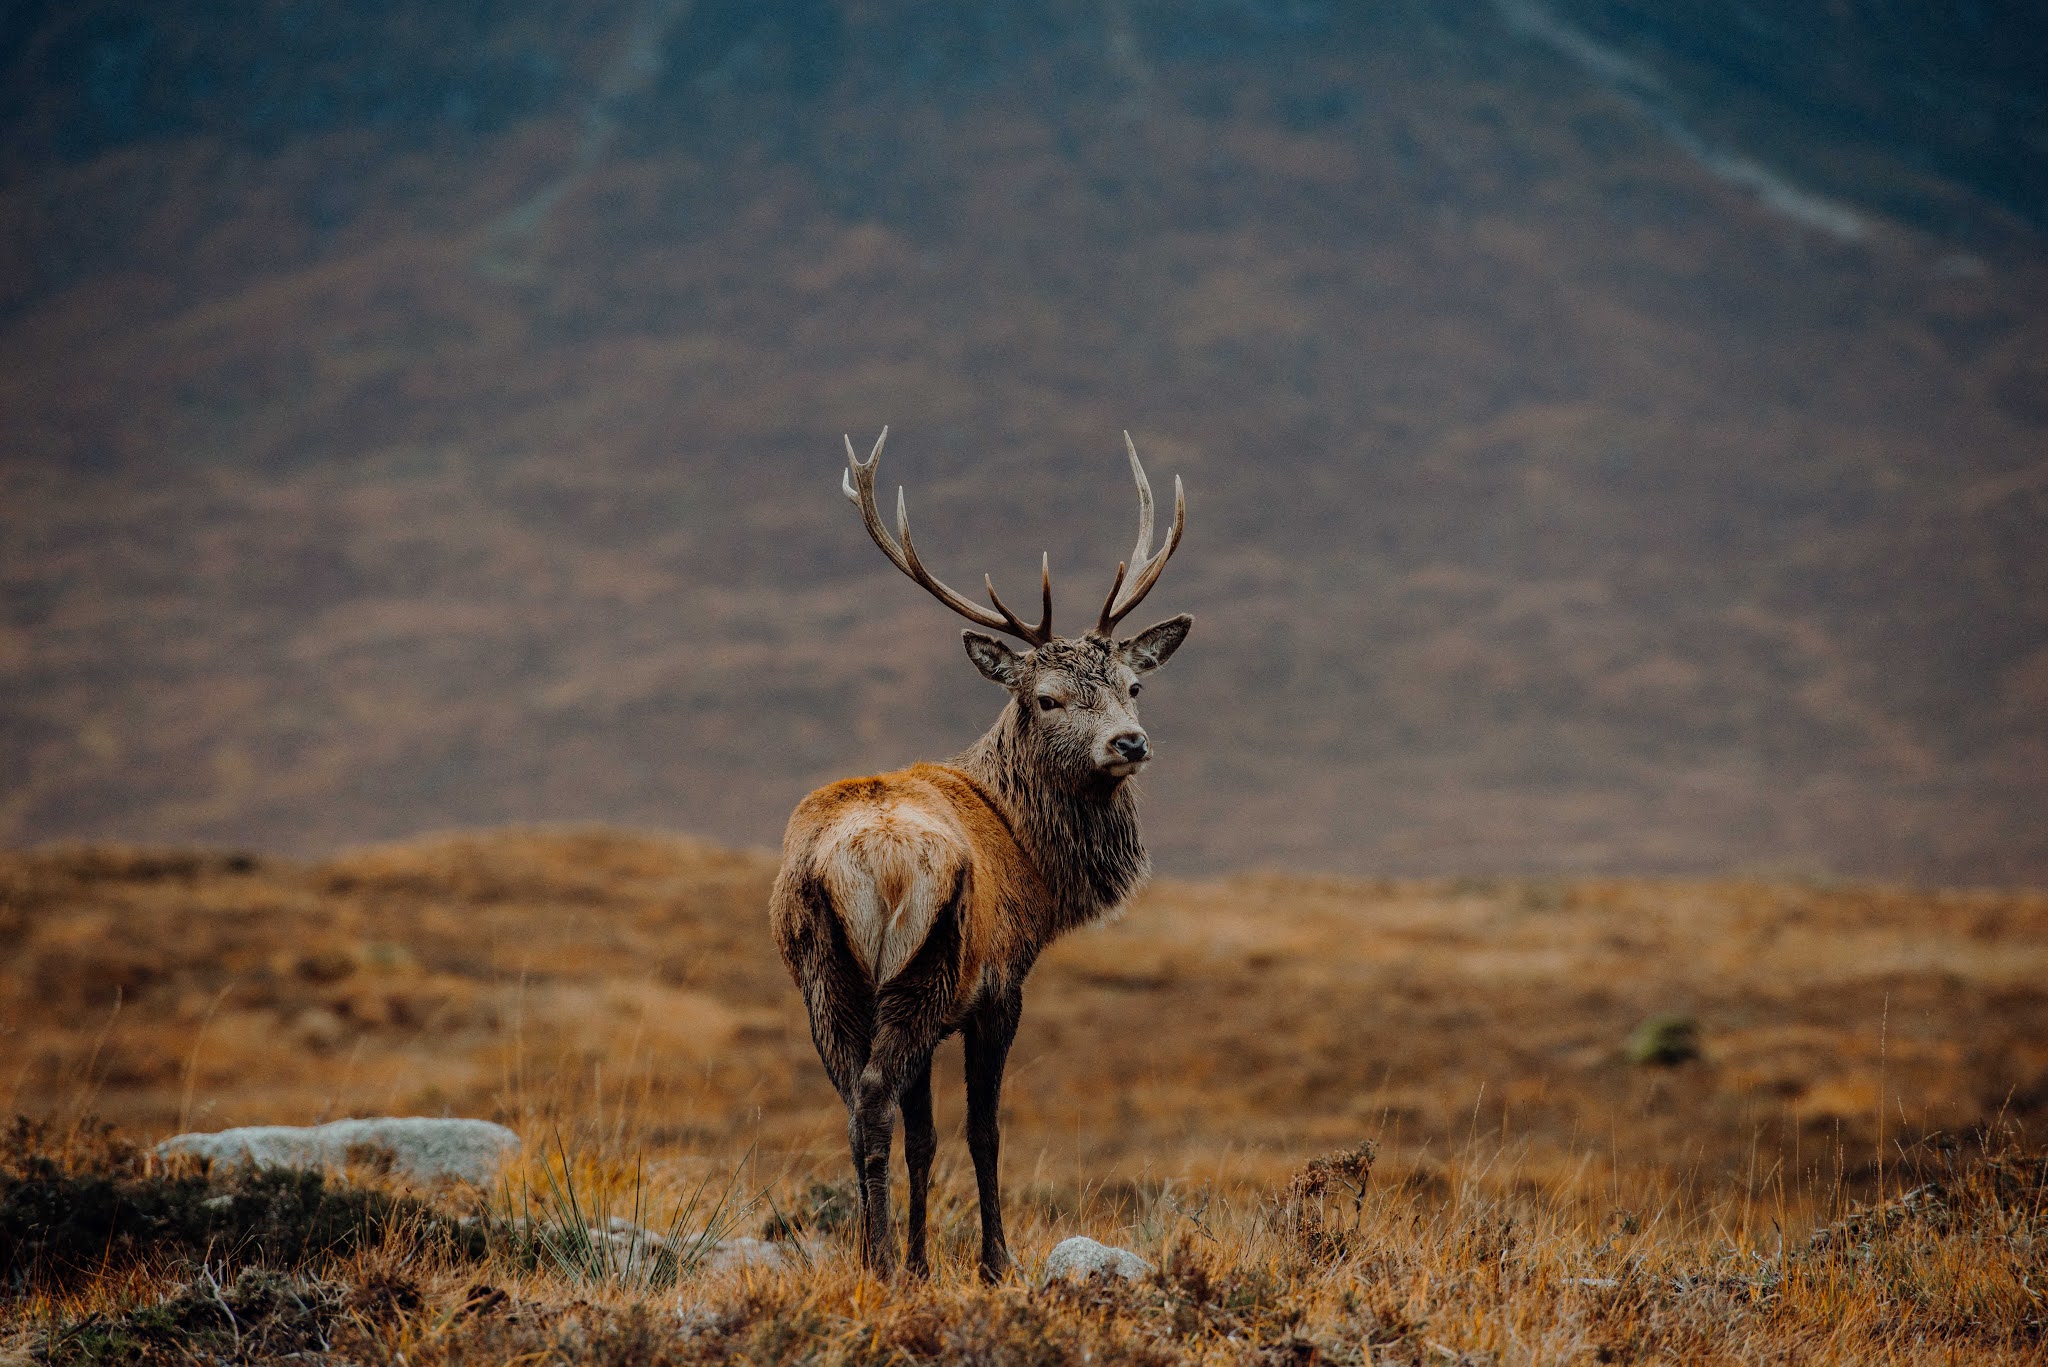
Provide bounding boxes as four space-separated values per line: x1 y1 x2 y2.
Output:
770 428 1192 1281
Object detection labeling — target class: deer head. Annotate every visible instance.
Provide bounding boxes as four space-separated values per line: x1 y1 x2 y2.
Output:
842 428 1193 782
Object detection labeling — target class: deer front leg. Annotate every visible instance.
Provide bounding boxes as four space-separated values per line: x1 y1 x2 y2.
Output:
900 1052 937 1278
964 993 1022 1282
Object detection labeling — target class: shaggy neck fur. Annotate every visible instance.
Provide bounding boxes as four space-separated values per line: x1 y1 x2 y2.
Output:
955 698 1149 944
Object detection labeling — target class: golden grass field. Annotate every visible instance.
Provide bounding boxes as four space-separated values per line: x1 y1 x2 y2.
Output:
3 829 2045 1363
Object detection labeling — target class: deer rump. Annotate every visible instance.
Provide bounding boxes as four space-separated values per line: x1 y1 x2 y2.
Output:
794 768 1022 1004
815 801 968 984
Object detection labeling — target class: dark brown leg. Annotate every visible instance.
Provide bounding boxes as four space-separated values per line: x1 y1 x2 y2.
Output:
964 992 1021 1282
853 1028 949 1278
844 1100 870 1239
781 876 879 1247
901 1053 937 1278
853 873 964 1278
851 1047 911 1275
827 1019 876 1241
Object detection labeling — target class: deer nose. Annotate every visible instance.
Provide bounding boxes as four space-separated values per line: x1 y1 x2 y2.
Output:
1111 732 1150 763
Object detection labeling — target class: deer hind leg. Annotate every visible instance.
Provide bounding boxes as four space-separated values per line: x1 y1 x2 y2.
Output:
964 989 1022 1282
851 869 964 1278
780 874 881 1240
899 1052 937 1278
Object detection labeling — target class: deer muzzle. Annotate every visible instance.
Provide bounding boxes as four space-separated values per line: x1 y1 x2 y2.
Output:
1102 731 1150 775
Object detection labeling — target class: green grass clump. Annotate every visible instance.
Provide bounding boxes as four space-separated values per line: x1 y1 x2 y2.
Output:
1627 1013 1702 1066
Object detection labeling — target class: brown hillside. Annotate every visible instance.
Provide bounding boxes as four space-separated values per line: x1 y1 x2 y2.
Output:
2 2 2045 880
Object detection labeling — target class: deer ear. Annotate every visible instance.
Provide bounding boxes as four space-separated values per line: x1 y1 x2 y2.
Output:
963 630 1025 687
1121 614 1192 674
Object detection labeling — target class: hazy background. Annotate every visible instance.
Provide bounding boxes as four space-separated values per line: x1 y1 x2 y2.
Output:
2 0 2044 883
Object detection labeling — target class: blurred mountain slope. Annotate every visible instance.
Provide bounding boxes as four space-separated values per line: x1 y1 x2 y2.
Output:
2 0 2044 881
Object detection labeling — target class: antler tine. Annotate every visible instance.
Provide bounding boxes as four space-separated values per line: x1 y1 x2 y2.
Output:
842 427 916 582
1096 438 1186 635
1099 559 1128 620
840 429 1054 646
895 486 1018 635
1123 431 1155 570
982 551 1053 645
1038 551 1052 635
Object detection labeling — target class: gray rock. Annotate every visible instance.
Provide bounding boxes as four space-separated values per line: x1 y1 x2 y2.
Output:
1041 1236 1153 1284
513 1218 811 1278
156 1117 519 1184
702 1236 804 1273
586 1215 670 1262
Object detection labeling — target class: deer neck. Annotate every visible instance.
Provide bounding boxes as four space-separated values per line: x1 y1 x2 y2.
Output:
956 701 1150 940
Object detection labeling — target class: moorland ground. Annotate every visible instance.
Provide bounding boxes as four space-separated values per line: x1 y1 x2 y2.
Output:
3 830 2044 1362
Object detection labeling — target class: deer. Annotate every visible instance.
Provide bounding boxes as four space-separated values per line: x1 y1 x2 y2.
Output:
769 427 1192 1282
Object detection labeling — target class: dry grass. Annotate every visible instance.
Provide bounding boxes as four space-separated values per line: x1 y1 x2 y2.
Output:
2 829 2045 1362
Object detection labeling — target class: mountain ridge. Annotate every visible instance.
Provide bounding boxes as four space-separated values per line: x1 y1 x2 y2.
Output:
3 0 2044 881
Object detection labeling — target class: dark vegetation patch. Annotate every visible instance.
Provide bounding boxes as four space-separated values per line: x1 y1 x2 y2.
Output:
36 1267 351 1366
0 1117 482 1293
759 1179 857 1242
1285 1141 1377 1261
1800 1138 2048 1344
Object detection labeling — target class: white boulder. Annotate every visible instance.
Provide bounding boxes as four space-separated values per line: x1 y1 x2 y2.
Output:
1041 1236 1153 1284
156 1117 519 1184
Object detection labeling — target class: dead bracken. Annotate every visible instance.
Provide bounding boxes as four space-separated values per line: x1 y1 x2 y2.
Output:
1286 1141 1378 1260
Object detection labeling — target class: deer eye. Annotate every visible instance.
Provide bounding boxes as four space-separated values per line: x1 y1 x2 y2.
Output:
1036 695 1062 712
1128 683 1142 698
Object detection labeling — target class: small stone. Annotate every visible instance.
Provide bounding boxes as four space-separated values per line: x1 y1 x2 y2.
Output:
702 1237 800 1273
1041 1236 1153 1284
156 1117 519 1184
590 1216 669 1259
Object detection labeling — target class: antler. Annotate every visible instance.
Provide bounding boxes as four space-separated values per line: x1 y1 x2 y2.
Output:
842 427 1054 646
1095 431 1186 636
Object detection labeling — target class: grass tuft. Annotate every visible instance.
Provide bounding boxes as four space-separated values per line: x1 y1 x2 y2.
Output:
492 1134 754 1292
1627 1013 1703 1067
